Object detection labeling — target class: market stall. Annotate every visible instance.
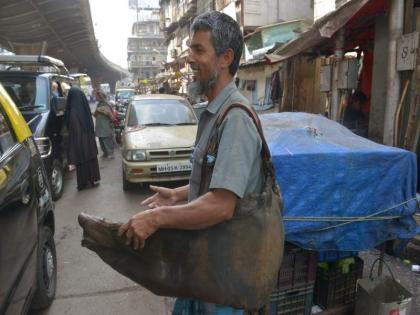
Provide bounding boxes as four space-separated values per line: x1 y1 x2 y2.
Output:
261 112 419 314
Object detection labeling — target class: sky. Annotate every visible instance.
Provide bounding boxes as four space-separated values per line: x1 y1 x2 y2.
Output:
89 0 159 69
89 0 335 69
314 0 335 20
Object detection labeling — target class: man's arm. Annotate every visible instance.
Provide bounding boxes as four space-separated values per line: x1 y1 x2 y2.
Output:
119 188 236 249
154 188 236 229
171 184 190 203
141 184 190 208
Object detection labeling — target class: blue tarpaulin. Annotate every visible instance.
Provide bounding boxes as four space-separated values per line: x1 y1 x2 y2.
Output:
260 112 419 251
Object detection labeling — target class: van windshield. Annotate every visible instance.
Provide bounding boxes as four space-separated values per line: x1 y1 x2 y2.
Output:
0 76 48 111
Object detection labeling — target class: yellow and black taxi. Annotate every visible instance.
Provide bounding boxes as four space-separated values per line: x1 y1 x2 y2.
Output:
0 83 57 314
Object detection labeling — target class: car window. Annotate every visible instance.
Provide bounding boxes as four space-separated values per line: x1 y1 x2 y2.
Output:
0 108 17 157
128 99 197 126
0 76 48 111
116 90 134 99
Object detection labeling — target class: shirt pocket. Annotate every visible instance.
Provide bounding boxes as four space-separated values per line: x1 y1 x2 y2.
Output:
190 145 205 187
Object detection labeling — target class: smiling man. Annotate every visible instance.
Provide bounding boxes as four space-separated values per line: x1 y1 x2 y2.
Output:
119 11 264 315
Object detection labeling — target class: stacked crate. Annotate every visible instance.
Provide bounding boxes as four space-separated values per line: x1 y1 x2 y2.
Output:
314 253 363 310
270 243 317 315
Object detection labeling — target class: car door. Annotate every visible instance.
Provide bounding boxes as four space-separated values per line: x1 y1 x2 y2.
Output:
0 106 38 314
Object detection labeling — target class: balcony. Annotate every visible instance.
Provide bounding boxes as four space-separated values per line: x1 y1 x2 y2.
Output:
128 60 162 69
215 0 232 11
177 0 197 25
162 0 197 35
161 8 178 34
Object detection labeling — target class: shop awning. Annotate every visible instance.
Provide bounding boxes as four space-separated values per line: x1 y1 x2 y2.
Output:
265 0 389 63
155 72 176 83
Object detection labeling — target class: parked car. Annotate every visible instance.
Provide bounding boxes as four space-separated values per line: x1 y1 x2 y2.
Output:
114 108 126 145
0 83 57 314
115 88 135 108
0 55 74 200
121 94 198 190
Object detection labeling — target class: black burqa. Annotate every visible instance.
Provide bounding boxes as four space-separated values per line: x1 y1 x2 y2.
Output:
65 87 100 189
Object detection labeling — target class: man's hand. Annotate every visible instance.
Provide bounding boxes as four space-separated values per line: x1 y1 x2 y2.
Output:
118 210 158 250
118 188 236 250
141 185 177 208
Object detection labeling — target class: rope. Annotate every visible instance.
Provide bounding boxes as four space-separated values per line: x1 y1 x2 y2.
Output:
284 216 401 221
282 197 419 232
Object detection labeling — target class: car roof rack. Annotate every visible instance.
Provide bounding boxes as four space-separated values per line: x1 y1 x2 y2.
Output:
0 55 70 75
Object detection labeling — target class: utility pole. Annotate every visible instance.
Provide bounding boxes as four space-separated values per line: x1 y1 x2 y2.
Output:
331 29 345 121
383 0 404 145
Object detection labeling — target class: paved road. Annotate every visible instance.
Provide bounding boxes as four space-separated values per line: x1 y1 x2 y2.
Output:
31 146 175 315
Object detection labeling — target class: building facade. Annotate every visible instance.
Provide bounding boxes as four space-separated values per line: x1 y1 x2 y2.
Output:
127 8 166 90
159 0 314 95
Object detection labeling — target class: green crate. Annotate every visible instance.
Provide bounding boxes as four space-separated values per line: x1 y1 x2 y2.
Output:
314 256 364 309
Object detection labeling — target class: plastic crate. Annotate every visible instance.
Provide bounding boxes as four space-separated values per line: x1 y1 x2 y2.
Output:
276 243 317 290
314 256 364 309
270 284 313 315
317 251 358 262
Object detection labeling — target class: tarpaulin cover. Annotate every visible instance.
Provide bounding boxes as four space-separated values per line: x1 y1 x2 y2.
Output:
260 112 419 251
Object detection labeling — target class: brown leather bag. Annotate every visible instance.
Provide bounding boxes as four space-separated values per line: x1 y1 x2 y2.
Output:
78 104 284 311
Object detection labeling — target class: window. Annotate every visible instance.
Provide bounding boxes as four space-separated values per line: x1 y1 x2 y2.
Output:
0 75 48 111
129 99 197 126
0 107 17 157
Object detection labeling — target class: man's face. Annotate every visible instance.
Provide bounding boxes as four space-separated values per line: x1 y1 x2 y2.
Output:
187 30 220 98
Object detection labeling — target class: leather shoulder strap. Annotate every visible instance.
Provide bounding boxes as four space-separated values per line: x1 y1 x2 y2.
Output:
217 103 271 161
210 102 275 177
199 102 278 195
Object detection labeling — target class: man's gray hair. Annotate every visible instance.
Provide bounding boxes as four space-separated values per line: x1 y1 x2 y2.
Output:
191 11 243 76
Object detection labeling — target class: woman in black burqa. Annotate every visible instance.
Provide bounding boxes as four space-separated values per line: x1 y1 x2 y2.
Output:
65 86 100 190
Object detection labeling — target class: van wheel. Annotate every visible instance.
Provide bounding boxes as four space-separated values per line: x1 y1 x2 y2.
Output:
30 226 57 310
50 159 64 201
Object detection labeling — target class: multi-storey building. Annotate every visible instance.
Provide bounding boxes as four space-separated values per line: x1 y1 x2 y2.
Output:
127 8 166 86
159 0 314 94
158 0 197 94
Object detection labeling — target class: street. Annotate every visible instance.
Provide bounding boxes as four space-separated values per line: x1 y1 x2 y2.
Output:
30 146 175 315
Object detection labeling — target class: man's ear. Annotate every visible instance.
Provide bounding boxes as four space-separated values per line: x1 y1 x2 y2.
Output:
220 48 234 70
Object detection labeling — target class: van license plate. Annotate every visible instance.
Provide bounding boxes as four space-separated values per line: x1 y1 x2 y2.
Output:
157 162 192 173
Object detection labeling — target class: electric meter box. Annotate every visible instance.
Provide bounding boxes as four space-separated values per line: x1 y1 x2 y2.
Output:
337 59 359 90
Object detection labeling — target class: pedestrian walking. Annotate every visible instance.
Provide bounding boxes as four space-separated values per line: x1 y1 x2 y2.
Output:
93 90 115 159
65 86 100 190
